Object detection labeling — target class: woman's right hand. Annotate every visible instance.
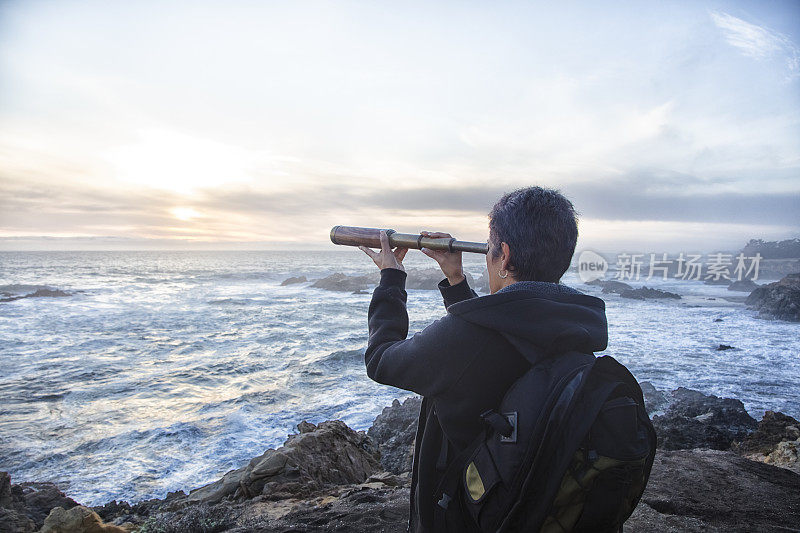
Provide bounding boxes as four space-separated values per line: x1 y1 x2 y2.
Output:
419 231 466 286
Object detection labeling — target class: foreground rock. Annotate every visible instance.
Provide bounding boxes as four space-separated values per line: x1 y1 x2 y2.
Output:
367 396 421 474
0 471 79 532
653 387 758 450
8 393 800 532
151 450 800 532
186 421 380 504
628 449 800 532
745 272 800 321
733 410 800 473
40 505 129 533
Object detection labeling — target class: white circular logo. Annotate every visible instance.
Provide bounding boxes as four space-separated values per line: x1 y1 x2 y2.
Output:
577 250 608 282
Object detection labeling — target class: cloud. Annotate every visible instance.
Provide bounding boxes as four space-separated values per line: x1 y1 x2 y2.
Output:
710 11 800 79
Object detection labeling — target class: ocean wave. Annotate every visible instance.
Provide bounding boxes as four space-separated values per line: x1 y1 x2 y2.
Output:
309 348 366 372
207 298 253 306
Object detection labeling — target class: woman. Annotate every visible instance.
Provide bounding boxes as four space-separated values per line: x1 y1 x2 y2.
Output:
359 186 608 532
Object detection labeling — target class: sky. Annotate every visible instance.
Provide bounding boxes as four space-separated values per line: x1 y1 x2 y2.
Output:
0 0 798 252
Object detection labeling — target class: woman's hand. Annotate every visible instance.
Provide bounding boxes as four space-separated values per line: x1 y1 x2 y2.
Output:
419 231 465 286
359 230 409 272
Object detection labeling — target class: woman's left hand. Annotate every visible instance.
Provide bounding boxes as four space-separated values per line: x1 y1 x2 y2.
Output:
360 230 409 272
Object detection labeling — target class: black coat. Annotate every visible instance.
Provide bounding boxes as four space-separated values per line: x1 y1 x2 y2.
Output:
365 268 608 532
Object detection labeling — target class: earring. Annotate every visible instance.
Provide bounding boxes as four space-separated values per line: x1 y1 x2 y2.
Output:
498 269 508 279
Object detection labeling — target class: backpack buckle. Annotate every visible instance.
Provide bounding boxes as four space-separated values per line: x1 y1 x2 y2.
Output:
500 412 518 443
481 410 518 443
437 492 451 509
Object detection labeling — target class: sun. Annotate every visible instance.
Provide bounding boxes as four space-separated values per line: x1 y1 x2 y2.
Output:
171 207 203 221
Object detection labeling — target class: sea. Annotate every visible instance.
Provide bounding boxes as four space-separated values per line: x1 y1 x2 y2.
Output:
0 250 798 506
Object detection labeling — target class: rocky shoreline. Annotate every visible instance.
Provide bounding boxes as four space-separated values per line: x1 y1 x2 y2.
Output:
298 270 800 322
2 384 799 533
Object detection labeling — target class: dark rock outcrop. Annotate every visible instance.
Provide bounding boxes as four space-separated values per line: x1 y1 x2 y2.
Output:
595 280 634 294
39 505 129 533
12 396 800 532
727 279 758 292
733 411 800 473
310 269 475 292
703 277 731 286
715 344 735 351
639 382 668 415
734 411 800 455
404 269 474 290
630 449 800 532
366 397 422 474
741 238 800 259
280 276 307 286
745 272 800 321
0 472 79 532
0 288 71 303
620 286 681 300
653 388 758 450
230 484 409 533
152 449 800 533
310 273 380 292
475 270 490 293
185 421 380 504
228 449 800 532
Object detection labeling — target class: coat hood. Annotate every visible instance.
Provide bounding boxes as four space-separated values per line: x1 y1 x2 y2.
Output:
447 286 608 364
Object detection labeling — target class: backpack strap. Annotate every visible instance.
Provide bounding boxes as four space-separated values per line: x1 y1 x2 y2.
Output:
432 431 485 533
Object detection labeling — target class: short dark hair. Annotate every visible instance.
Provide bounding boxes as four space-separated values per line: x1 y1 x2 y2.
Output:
488 187 578 283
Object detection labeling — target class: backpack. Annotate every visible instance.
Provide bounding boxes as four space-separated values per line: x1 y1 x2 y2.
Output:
432 352 657 532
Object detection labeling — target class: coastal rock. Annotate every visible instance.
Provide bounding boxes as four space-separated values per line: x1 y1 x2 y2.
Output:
703 277 731 286
727 279 758 292
405 269 474 290
764 439 800 473
133 502 242 532
280 276 307 286
597 280 634 294
230 484 410 532
652 388 758 450
39 506 129 533
745 272 800 321
715 344 735 351
197 450 800 532
734 411 800 455
733 411 800 473
629 449 800 532
310 273 380 292
23 399 800 533
310 269 476 292
367 396 422 474
475 270 490 293
186 421 380 504
0 472 79 532
639 382 669 415
0 288 71 303
620 286 681 300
